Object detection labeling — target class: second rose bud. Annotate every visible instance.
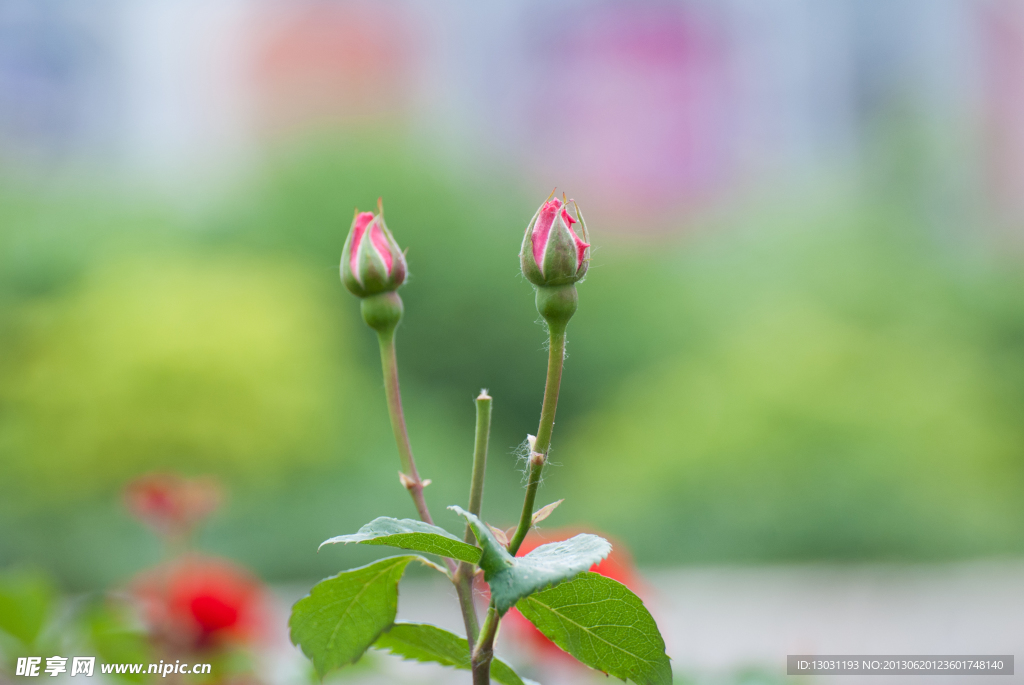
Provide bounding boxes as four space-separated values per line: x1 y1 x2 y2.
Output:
520 192 590 287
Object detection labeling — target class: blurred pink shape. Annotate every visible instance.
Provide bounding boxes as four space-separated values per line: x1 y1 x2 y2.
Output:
251 3 416 136
527 6 732 221
982 0 1024 221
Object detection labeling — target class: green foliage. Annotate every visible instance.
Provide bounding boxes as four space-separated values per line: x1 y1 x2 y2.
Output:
0 253 368 504
82 602 151 682
451 506 610 614
556 203 1024 562
0 569 53 646
374 622 532 685
320 517 482 564
516 572 671 685
289 555 442 677
9 132 1024 591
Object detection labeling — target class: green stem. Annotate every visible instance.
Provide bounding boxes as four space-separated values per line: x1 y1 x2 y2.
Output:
455 391 492 651
471 606 500 685
454 577 479 649
376 328 434 526
508 321 566 555
466 392 492 530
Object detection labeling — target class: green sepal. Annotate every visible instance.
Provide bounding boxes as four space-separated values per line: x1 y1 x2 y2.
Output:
320 516 482 564
516 572 672 685
449 506 611 615
374 622 538 685
289 555 443 677
540 213 581 285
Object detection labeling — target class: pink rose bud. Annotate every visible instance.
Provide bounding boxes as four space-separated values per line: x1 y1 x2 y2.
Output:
340 199 408 298
520 191 590 287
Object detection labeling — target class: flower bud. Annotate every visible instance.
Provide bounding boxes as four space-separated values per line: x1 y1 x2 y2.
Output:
520 192 590 287
340 200 408 298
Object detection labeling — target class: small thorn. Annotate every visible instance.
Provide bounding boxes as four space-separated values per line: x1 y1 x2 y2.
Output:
532 498 564 526
398 472 415 489
421 479 432 488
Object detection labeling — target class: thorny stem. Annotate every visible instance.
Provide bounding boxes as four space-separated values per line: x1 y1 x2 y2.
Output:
455 391 492 651
508 321 567 555
471 606 500 685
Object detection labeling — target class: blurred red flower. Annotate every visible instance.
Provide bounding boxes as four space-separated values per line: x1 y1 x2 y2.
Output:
124 473 221 540
131 555 268 653
500 527 644 661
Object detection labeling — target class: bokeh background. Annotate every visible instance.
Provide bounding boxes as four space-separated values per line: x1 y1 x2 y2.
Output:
2 0 1024 683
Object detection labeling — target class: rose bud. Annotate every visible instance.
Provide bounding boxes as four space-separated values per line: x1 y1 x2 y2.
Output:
520 191 590 287
340 199 407 298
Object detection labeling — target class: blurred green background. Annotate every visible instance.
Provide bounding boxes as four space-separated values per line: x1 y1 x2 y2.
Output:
3 129 1024 591
3 0 1024 598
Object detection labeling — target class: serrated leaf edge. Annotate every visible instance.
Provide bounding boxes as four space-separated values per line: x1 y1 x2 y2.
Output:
517 573 671 685
288 555 446 676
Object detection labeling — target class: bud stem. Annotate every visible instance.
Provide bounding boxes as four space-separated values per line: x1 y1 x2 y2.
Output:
508 319 567 556
376 327 434 526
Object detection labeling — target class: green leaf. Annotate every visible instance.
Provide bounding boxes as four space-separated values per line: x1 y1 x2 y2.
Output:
289 555 439 677
450 506 611 614
320 517 482 564
0 569 54 647
374 622 535 685
516 572 672 685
